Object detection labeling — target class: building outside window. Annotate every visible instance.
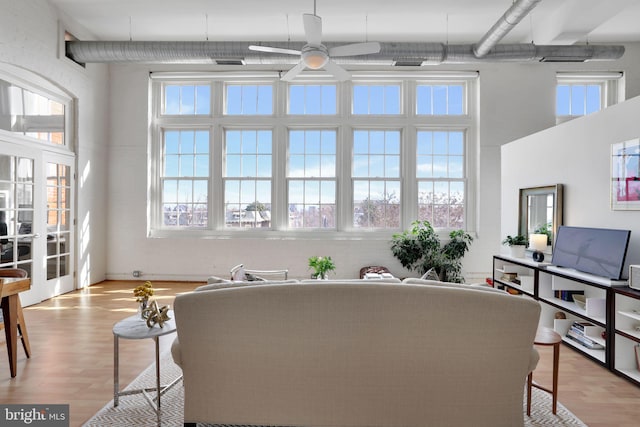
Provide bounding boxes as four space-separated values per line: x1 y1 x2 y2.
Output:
149 73 477 237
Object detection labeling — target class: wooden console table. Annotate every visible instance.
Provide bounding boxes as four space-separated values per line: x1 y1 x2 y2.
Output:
1 276 31 378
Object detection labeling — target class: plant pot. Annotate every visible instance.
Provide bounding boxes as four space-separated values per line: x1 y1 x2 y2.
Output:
509 245 526 258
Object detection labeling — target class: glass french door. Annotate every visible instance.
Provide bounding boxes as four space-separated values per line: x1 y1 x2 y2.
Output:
0 142 75 305
43 152 74 298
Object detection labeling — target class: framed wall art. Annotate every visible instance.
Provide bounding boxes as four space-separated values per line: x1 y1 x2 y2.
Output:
611 138 640 210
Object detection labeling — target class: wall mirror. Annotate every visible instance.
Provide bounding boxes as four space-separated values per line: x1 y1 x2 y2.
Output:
518 184 564 250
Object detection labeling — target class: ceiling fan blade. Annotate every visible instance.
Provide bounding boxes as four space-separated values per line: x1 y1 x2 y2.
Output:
249 45 301 56
281 61 307 81
323 60 351 81
329 42 381 57
303 13 322 45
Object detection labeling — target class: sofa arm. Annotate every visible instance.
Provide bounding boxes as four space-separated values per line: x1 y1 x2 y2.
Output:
528 346 540 374
171 337 182 368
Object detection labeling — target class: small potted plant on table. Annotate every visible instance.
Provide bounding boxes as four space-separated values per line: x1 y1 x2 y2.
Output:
502 235 528 258
308 256 336 280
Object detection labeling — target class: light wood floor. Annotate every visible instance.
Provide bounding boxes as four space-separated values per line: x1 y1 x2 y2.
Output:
2 280 640 426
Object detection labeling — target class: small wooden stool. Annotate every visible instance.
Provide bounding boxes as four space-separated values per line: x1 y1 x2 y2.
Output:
527 327 561 415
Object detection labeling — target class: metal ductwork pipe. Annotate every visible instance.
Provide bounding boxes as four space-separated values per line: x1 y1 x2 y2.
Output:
473 0 541 58
65 40 625 65
65 0 625 66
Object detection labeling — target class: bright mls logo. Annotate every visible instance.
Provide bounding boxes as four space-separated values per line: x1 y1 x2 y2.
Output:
0 405 68 426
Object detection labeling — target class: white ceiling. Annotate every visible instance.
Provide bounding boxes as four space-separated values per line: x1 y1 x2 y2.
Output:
51 0 640 45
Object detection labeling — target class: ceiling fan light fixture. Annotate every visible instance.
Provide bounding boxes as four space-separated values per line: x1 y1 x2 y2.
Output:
302 46 329 69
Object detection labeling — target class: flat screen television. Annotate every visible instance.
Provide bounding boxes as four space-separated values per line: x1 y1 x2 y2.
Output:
551 225 631 280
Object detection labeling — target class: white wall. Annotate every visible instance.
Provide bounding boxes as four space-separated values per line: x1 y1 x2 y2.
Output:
0 0 109 286
501 94 640 270
105 45 640 282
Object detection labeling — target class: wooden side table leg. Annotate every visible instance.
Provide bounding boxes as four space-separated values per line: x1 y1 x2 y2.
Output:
552 342 560 415
2 294 19 378
17 302 31 358
526 372 533 416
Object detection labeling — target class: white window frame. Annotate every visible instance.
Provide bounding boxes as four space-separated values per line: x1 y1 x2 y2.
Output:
0 66 74 150
556 72 624 124
148 71 478 240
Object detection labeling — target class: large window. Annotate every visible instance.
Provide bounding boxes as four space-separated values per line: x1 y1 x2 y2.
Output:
150 73 477 237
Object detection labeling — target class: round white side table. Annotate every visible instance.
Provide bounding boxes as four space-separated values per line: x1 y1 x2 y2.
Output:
113 311 181 426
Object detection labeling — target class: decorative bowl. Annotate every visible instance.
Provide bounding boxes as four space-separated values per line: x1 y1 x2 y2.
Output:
572 294 587 310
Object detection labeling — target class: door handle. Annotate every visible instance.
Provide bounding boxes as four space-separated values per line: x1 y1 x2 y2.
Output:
33 233 41 239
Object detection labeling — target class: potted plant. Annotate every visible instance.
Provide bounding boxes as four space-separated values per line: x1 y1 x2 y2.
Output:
133 280 154 317
308 256 336 279
502 235 528 258
390 220 473 283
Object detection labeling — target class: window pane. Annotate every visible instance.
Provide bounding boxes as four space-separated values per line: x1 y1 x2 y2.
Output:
286 129 337 229
353 84 401 115
448 85 464 114
289 86 304 114
586 85 601 114
353 180 400 229
352 129 401 229
385 85 401 114
196 85 211 114
417 84 464 115
353 85 368 114
416 85 432 115
225 180 272 228
322 86 337 115
165 86 180 114
164 84 210 115
417 130 466 228
556 84 570 116
433 86 447 115
226 84 273 115
181 86 195 114
226 85 241 114
571 85 586 115
288 85 337 115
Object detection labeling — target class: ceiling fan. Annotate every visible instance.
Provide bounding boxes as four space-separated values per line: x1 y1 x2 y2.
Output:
248 1 380 81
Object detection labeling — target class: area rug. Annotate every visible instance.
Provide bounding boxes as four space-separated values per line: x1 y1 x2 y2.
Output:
84 352 587 427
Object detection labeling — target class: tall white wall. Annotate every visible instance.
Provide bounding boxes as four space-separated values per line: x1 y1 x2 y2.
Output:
0 0 109 286
501 94 640 270
106 45 640 282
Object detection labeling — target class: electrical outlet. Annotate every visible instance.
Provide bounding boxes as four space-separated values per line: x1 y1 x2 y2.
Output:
132 270 141 278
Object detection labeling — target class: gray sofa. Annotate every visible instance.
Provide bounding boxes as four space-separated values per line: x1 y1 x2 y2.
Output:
172 279 540 427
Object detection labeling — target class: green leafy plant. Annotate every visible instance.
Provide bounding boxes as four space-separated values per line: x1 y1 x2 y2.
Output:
501 235 528 246
308 256 336 279
390 220 473 283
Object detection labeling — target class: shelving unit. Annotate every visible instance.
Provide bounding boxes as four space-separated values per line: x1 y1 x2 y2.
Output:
493 254 628 372
613 287 640 385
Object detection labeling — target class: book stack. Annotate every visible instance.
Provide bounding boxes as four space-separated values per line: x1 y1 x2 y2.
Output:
565 321 604 350
500 272 517 283
554 290 583 302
